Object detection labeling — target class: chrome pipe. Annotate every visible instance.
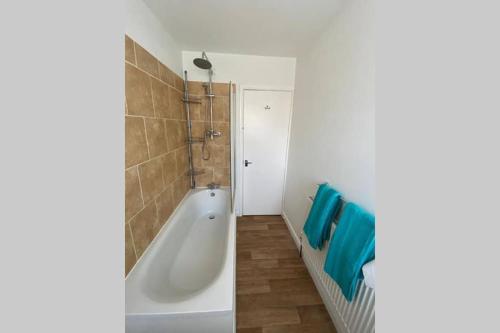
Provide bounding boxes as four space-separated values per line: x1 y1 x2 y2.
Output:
208 69 214 139
183 70 195 189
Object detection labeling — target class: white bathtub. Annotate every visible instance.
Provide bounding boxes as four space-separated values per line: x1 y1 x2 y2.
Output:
126 188 236 333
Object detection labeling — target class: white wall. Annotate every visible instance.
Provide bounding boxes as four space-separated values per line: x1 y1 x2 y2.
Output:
182 51 296 87
283 0 374 237
125 0 182 75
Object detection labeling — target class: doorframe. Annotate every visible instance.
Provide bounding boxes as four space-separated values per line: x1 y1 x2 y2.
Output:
236 85 295 216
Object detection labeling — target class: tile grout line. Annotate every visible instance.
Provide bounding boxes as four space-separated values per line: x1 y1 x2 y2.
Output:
126 59 183 94
163 119 170 152
126 113 192 122
125 143 189 172
142 117 151 160
135 164 145 209
149 74 158 118
125 58 230 98
132 39 137 67
127 222 138 260
156 57 161 82
125 170 189 225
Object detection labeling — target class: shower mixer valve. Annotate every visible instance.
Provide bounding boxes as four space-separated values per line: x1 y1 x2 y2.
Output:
207 129 222 139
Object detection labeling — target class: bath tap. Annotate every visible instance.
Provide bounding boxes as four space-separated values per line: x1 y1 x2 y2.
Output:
207 183 220 190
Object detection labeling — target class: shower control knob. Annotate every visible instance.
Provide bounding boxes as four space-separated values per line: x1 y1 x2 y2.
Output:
244 160 252 167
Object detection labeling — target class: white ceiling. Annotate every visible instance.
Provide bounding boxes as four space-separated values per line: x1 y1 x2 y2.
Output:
142 0 345 57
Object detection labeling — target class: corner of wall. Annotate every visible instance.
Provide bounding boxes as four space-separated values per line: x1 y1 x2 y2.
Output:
281 211 301 249
125 0 183 75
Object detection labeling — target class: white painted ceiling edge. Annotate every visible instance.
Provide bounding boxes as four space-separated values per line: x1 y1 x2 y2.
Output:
125 0 300 82
142 0 346 57
125 0 183 75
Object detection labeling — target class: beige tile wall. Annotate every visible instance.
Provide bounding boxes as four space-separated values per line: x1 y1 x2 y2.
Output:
125 35 190 276
187 81 231 187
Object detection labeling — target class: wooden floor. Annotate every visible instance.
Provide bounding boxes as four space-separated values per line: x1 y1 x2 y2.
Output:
236 215 337 333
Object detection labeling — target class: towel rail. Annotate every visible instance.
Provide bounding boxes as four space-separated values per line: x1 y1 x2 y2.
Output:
308 182 346 225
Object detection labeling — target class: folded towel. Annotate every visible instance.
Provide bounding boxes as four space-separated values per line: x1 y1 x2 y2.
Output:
303 183 342 250
324 202 375 302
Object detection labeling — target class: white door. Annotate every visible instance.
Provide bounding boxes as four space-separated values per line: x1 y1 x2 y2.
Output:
243 90 292 215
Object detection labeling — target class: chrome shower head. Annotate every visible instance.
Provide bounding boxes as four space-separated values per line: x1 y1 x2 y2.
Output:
193 51 212 70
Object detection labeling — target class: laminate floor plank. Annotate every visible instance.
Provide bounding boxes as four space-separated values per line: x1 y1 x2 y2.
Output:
236 215 337 333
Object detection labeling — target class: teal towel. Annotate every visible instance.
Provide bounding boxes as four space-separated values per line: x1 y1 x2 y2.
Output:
303 183 342 250
324 202 375 302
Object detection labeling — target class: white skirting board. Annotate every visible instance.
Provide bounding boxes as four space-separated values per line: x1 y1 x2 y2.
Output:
282 213 375 333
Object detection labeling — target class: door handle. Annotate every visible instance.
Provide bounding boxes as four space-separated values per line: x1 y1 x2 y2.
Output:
244 160 253 167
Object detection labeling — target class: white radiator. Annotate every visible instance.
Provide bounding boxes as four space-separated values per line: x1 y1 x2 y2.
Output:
282 197 375 333
301 230 375 333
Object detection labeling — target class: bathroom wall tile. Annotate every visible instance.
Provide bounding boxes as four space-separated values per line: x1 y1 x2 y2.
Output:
211 144 226 168
191 145 203 169
212 82 230 96
180 123 187 148
214 167 230 186
125 36 203 274
165 120 179 151
165 120 186 151
125 116 149 168
196 140 230 169
125 224 136 276
174 75 184 92
168 86 184 120
125 166 144 222
138 157 165 204
175 147 189 178
195 168 214 187
135 43 159 78
129 202 158 258
144 118 168 158
125 35 136 65
158 62 174 86
213 96 229 122
188 81 205 96
189 99 205 121
182 174 191 194
125 63 154 117
151 78 170 118
190 121 205 140
172 175 190 206
161 151 177 185
155 186 174 227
